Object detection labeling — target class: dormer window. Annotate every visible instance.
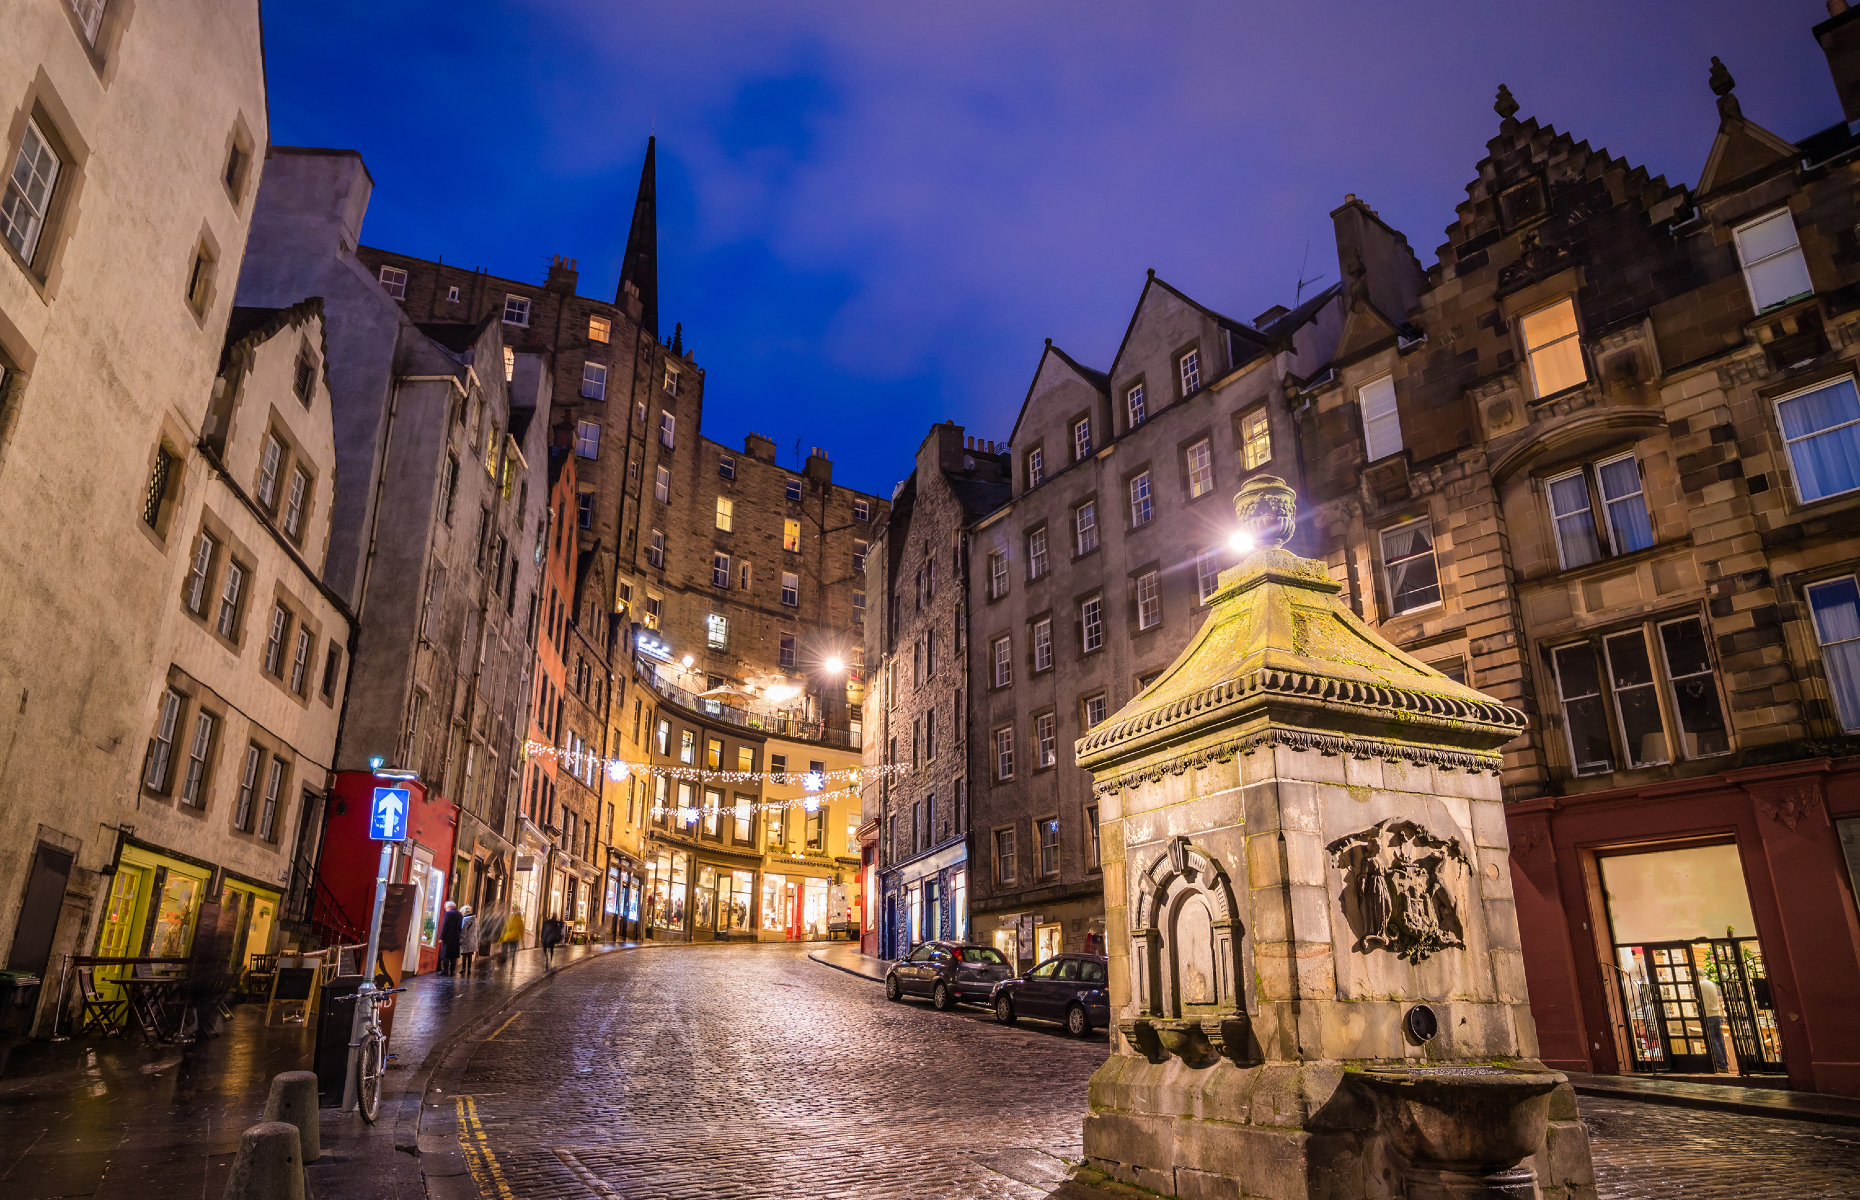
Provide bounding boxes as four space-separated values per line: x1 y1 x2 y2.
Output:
1520 299 1586 398
1178 349 1200 395
1360 374 1402 461
378 265 406 299
1126 384 1146 428
1734 209 1813 314
1073 418 1092 462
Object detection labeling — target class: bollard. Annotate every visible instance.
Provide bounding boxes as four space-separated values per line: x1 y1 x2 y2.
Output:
222 1121 305 1200
263 1070 321 1163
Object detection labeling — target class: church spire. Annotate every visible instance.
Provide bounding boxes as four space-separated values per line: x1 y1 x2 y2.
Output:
617 135 659 339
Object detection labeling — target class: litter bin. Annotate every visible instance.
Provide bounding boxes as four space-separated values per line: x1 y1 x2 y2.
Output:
0 970 43 1078
314 975 365 1106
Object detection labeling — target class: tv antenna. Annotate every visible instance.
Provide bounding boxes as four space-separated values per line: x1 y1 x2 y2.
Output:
1293 240 1326 306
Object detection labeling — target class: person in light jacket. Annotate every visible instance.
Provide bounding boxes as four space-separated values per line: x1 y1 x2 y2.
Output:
458 907 479 975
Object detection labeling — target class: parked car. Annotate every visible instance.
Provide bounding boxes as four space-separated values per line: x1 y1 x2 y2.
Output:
990 953 1110 1036
884 941 1014 1010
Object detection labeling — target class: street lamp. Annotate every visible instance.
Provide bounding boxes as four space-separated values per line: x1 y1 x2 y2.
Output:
1229 530 1255 553
824 655 845 674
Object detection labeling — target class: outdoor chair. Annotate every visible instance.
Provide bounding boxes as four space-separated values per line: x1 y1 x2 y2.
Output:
244 953 276 1000
76 966 125 1037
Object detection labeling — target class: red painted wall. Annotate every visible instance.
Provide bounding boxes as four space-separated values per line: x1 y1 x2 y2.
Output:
324 771 460 973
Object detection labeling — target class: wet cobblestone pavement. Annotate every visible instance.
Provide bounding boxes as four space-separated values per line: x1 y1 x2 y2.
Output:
443 942 1860 1199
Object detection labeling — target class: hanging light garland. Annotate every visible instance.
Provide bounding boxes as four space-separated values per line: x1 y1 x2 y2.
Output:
522 740 912 788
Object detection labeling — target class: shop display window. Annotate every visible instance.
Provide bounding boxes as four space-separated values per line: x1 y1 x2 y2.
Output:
693 867 717 931
761 873 791 933
719 870 754 931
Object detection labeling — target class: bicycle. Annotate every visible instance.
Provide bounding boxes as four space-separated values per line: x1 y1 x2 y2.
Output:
342 984 405 1122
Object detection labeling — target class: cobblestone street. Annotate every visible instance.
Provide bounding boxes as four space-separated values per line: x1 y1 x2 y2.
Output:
437 943 1860 1199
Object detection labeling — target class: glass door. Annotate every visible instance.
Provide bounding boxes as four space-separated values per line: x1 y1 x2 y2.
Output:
1706 937 1786 1073
1613 942 1714 1073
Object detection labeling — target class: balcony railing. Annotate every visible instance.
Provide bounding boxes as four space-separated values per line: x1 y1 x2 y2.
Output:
634 656 863 750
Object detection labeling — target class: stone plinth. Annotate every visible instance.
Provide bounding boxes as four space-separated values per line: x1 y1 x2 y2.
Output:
1075 477 1596 1200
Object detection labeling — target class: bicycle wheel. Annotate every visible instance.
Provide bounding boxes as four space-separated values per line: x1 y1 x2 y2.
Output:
357 1028 384 1123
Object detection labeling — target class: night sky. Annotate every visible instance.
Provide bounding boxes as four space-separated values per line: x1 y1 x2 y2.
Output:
262 1 1826 497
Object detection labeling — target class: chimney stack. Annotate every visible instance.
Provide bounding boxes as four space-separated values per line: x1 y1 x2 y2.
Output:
1817 2 1860 121
804 446 833 486
744 432 776 461
545 254 579 296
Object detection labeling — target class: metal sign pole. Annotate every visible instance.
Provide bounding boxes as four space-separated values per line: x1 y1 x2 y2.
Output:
342 839 395 1112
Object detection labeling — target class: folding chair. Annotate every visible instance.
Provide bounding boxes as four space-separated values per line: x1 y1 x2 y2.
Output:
76 966 126 1037
243 953 277 1001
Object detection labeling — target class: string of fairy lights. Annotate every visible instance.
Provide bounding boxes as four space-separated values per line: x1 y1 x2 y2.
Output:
523 741 912 818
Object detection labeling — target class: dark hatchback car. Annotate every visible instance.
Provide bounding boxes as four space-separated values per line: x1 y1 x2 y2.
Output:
990 953 1110 1036
885 941 1014 1010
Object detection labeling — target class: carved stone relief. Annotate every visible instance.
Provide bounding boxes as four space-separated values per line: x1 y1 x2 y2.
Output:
1121 836 1249 1067
1326 819 1471 962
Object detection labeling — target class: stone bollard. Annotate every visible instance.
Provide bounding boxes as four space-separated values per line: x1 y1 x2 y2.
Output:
223 1121 304 1200
262 1070 321 1163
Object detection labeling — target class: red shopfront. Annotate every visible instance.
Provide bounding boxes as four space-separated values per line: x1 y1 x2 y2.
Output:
322 771 461 976
1508 757 1860 1097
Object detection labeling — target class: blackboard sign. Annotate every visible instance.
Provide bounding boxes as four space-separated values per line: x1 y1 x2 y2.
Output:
271 966 316 1002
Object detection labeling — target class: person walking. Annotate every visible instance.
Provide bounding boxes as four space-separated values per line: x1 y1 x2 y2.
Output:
540 914 564 968
499 908 524 966
458 906 478 975
438 901 462 976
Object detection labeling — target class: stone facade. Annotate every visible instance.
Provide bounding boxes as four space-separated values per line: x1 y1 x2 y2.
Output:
0 0 271 1020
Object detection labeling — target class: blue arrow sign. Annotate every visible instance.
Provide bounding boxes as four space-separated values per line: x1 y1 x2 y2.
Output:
369 786 410 841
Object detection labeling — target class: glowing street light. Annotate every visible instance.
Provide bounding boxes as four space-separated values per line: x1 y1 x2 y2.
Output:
1229 530 1255 553
681 654 694 669
824 655 845 674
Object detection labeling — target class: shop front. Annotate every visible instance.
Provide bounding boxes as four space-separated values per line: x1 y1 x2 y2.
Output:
694 862 758 941
93 840 286 1004
758 870 832 941
877 841 966 959
1509 759 1860 1096
970 888 1105 974
644 844 691 941
321 771 459 975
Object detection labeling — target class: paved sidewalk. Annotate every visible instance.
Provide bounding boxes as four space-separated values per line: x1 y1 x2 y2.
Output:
0 941 631 1199
806 941 890 982
1566 1070 1860 1127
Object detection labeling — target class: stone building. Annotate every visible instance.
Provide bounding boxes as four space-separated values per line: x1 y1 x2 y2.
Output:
0 0 270 1024
863 424 1010 959
1290 16 1860 1096
967 274 1345 968
235 149 551 966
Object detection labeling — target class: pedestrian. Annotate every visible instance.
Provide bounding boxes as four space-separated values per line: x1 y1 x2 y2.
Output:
438 900 462 976
1700 973 1730 1073
500 908 524 965
540 913 564 968
458 906 478 975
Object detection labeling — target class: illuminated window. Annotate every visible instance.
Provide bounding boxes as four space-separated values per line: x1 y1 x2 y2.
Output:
1380 520 1441 614
1242 409 1271 469
588 315 611 343
715 497 733 531
1520 299 1586 398
707 614 728 649
1187 439 1213 497
783 519 800 553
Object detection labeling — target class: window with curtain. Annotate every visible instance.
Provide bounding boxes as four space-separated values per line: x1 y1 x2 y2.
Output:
1379 520 1441 614
1776 377 1860 503
1809 576 1860 732
1546 453 1654 569
1359 374 1402 462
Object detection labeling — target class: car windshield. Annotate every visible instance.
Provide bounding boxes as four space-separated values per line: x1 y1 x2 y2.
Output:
956 947 1006 965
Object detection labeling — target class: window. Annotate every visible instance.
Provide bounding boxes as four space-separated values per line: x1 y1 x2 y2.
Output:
1360 374 1402 462
1546 454 1655 569
1554 620 1730 776
216 561 245 639
1033 617 1053 672
186 241 216 313
854 498 870 521
288 627 311 695
277 467 309 539
1380 520 1441 614
293 346 316 404
925 712 938 762
136 445 173 531
714 454 737 482
740 562 754 591
1038 816 1060 875
712 552 731 588
175 708 215 807
926 631 938 677
1808 576 1860 732
186 533 216 614
1035 713 1056 769
779 633 796 668
783 519 800 553
680 729 696 765
1775 377 1860 503
1136 571 1161 629
644 594 662 627
663 366 679 395
1187 438 1214 498
69 0 107 43
1074 501 1098 555
2 118 61 269
785 477 803 502
1073 418 1092 461
231 745 261 829
992 636 1012 688
1179 349 1201 395
733 797 753 843
995 827 1016 883
145 690 182 791
646 529 664 568
1129 472 1153 526
1520 298 1586 398
780 572 799 606
321 641 343 700
1126 384 1146 428
1084 694 1107 729
1081 596 1104 653
659 410 676 448
1659 617 1730 759
854 539 868 573
503 295 530 326
1195 550 1221 603
263 604 290 675
581 362 607 400
503 345 515 382
1733 209 1814 313
715 497 734 531
654 465 671 503
589 315 611 343
574 420 601 459
655 719 670 756
377 264 407 299
1241 409 1271 469
446 285 460 303
989 551 1009 598
258 758 284 840
1027 447 1044 488
1028 528 1049 580
854 591 866 626
578 492 596 529
256 434 281 509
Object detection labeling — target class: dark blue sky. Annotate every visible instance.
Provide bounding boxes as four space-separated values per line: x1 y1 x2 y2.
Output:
262 1 1828 496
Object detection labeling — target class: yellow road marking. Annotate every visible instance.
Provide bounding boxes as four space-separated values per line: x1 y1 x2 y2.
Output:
455 1094 515 1199
485 1010 522 1041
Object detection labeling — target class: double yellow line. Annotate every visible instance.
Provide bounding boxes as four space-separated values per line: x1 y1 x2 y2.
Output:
455 1093 513 1198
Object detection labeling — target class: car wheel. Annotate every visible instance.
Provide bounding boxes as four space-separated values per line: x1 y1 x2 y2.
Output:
885 975 902 1002
932 982 954 1012
1066 1003 1090 1037
994 994 1016 1025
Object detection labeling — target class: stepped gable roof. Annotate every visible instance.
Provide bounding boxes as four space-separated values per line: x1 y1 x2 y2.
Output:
1077 477 1527 791
220 297 325 374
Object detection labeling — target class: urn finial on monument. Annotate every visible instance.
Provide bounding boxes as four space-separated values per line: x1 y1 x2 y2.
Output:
1077 480 1596 1200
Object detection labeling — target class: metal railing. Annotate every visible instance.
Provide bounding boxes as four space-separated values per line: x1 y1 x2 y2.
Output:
633 657 862 750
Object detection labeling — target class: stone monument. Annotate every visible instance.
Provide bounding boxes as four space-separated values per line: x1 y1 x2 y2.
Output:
1076 476 1596 1200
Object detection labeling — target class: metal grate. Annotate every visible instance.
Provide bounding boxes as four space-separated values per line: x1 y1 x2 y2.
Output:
141 447 172 528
